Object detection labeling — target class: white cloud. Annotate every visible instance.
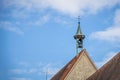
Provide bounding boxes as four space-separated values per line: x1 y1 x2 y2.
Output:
47 0 120 16
10 69 27 74
3 0 120 16
1 0 120 34
10 69 38 74
21 14 51 28
91 27 120 42
0 21 24 35
114 9 120 25
90 9 120 43
33 15 50 26
9 62 61 78
96 52 117 68
18 62 30 67
54 17 73 26
0 14 50 34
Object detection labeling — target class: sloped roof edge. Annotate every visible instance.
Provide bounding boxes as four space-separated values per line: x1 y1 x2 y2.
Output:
51 49 97 80
87 52 120 80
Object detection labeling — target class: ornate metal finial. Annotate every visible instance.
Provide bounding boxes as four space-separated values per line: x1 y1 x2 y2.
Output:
78 16 80 24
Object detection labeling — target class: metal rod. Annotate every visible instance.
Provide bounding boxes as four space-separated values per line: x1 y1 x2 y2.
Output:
46 68 48 80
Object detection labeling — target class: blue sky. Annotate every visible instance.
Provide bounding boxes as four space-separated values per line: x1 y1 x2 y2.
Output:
0 0 120 80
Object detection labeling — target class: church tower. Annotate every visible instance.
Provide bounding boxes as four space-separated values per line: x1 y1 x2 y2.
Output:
51 17 97 80
74 17 85 54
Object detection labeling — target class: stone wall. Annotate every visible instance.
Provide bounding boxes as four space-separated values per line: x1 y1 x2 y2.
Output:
64 52 96 80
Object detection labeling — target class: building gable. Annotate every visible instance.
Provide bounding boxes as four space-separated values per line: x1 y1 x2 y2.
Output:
51 49 97 80
64 50 97 80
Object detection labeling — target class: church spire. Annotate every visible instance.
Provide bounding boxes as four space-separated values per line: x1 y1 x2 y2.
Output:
74 16 85 54
76 17 83 35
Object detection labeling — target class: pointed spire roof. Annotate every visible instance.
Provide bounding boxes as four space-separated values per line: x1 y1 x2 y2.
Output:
76 21 83 35
74 16 85 40
87 52 120 80
51 49 97 80
75 17 83 36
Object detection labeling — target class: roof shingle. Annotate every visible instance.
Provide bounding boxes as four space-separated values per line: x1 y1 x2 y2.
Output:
87 52 120 80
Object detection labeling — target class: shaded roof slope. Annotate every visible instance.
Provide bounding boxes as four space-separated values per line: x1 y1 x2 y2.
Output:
51 49 97 80
87 52 120 80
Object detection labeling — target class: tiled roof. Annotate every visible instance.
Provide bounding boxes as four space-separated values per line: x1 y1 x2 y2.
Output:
87 52 120 80
51 49 97 80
